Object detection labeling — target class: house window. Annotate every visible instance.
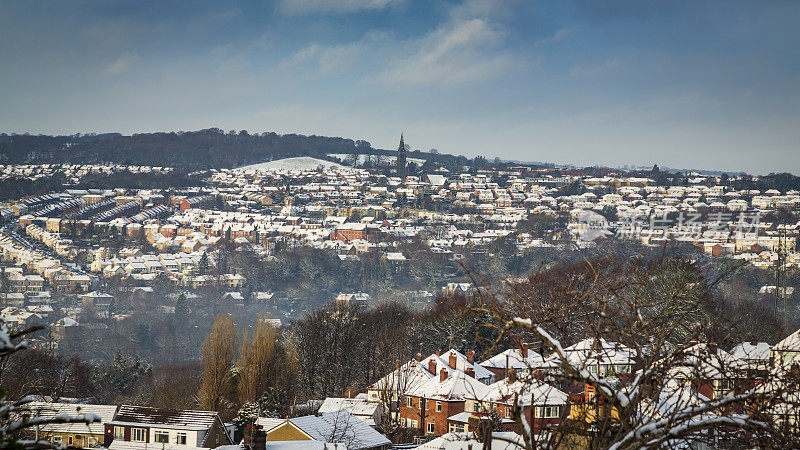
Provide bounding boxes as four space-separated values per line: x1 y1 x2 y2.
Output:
407 397 413 407
537 406 559 418
412 420 418 428
472 402 480 413
436 401 442 412
427 421 435 434
132 428 147 442
505 407 511 418
154 432 169 443
176 433 187 445
68 437 73 445
114 426 125 440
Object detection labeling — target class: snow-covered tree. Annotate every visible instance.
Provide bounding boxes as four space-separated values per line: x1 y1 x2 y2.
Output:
472 255 800 449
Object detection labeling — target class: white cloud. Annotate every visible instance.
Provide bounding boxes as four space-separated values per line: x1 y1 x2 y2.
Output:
104 53 140 75
375 18 513 85
277 0 401 15
280 31 391 76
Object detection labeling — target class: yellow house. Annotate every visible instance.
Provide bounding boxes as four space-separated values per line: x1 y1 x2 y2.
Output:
263 421 314 442
569 384 620 424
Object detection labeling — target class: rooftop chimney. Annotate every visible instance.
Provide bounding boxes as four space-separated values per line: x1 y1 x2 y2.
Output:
436 348 441 356
507 368 517 383
467 349 475 363
465 368 476 378
415 352 422 362
519 341 529 357
428 359 437 375
449 353 457 369
440 368 448 382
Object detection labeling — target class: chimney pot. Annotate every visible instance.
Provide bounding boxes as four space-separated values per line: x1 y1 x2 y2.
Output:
507 368 517 383
440 367 448 382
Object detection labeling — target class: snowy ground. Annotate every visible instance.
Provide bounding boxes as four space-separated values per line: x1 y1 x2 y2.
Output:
235 157 350 171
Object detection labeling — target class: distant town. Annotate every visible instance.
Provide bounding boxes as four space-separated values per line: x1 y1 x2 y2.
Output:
1 135 799 449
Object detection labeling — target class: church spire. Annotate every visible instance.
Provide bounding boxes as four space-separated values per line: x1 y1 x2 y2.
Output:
396 133 407 178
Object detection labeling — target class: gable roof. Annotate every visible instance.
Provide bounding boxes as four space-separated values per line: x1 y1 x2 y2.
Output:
420 349 494 382
481 348 546 370
774 329 800 351
369 360 434 395
480 378 568 406
411 370 489 401
730 341 771 361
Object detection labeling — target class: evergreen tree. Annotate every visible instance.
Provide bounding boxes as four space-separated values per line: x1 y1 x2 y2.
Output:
199 252 209 275
175 293 189 315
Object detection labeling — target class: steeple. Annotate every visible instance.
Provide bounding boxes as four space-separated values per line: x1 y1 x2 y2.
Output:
396 133 407 178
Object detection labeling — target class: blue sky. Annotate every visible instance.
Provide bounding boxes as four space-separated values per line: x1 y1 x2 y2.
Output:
1 0 798 174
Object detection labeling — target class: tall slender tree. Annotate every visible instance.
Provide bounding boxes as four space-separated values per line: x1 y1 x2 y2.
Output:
199 314 237 411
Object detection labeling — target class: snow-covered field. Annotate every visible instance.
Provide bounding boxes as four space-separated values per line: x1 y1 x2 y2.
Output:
235 157 349 172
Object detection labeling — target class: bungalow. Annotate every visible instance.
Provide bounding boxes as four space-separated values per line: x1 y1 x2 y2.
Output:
104 405 232 449
25 402 118 448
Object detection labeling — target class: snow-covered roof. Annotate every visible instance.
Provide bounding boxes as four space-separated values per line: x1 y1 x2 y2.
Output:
481 347 546 370
420 349 494 382
287 410 390 450
730 342 771 361
111 405 219 431
774 329 800 351
415 431 523 449
368 360 434 395
480 378 568 406
551 338 636 366
318 397 379 418
411 370 489 401
25 402 117 435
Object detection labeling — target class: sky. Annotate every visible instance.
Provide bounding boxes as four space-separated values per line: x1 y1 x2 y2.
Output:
1 0 799 174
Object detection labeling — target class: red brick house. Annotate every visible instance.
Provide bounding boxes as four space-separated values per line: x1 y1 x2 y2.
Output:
334 223 367 242
465 370 569 433
399 369 489 436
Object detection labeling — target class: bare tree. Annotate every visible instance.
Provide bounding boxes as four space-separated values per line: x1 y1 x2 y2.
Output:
199 314 237 411
0 318 99 449
238 317 278 404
